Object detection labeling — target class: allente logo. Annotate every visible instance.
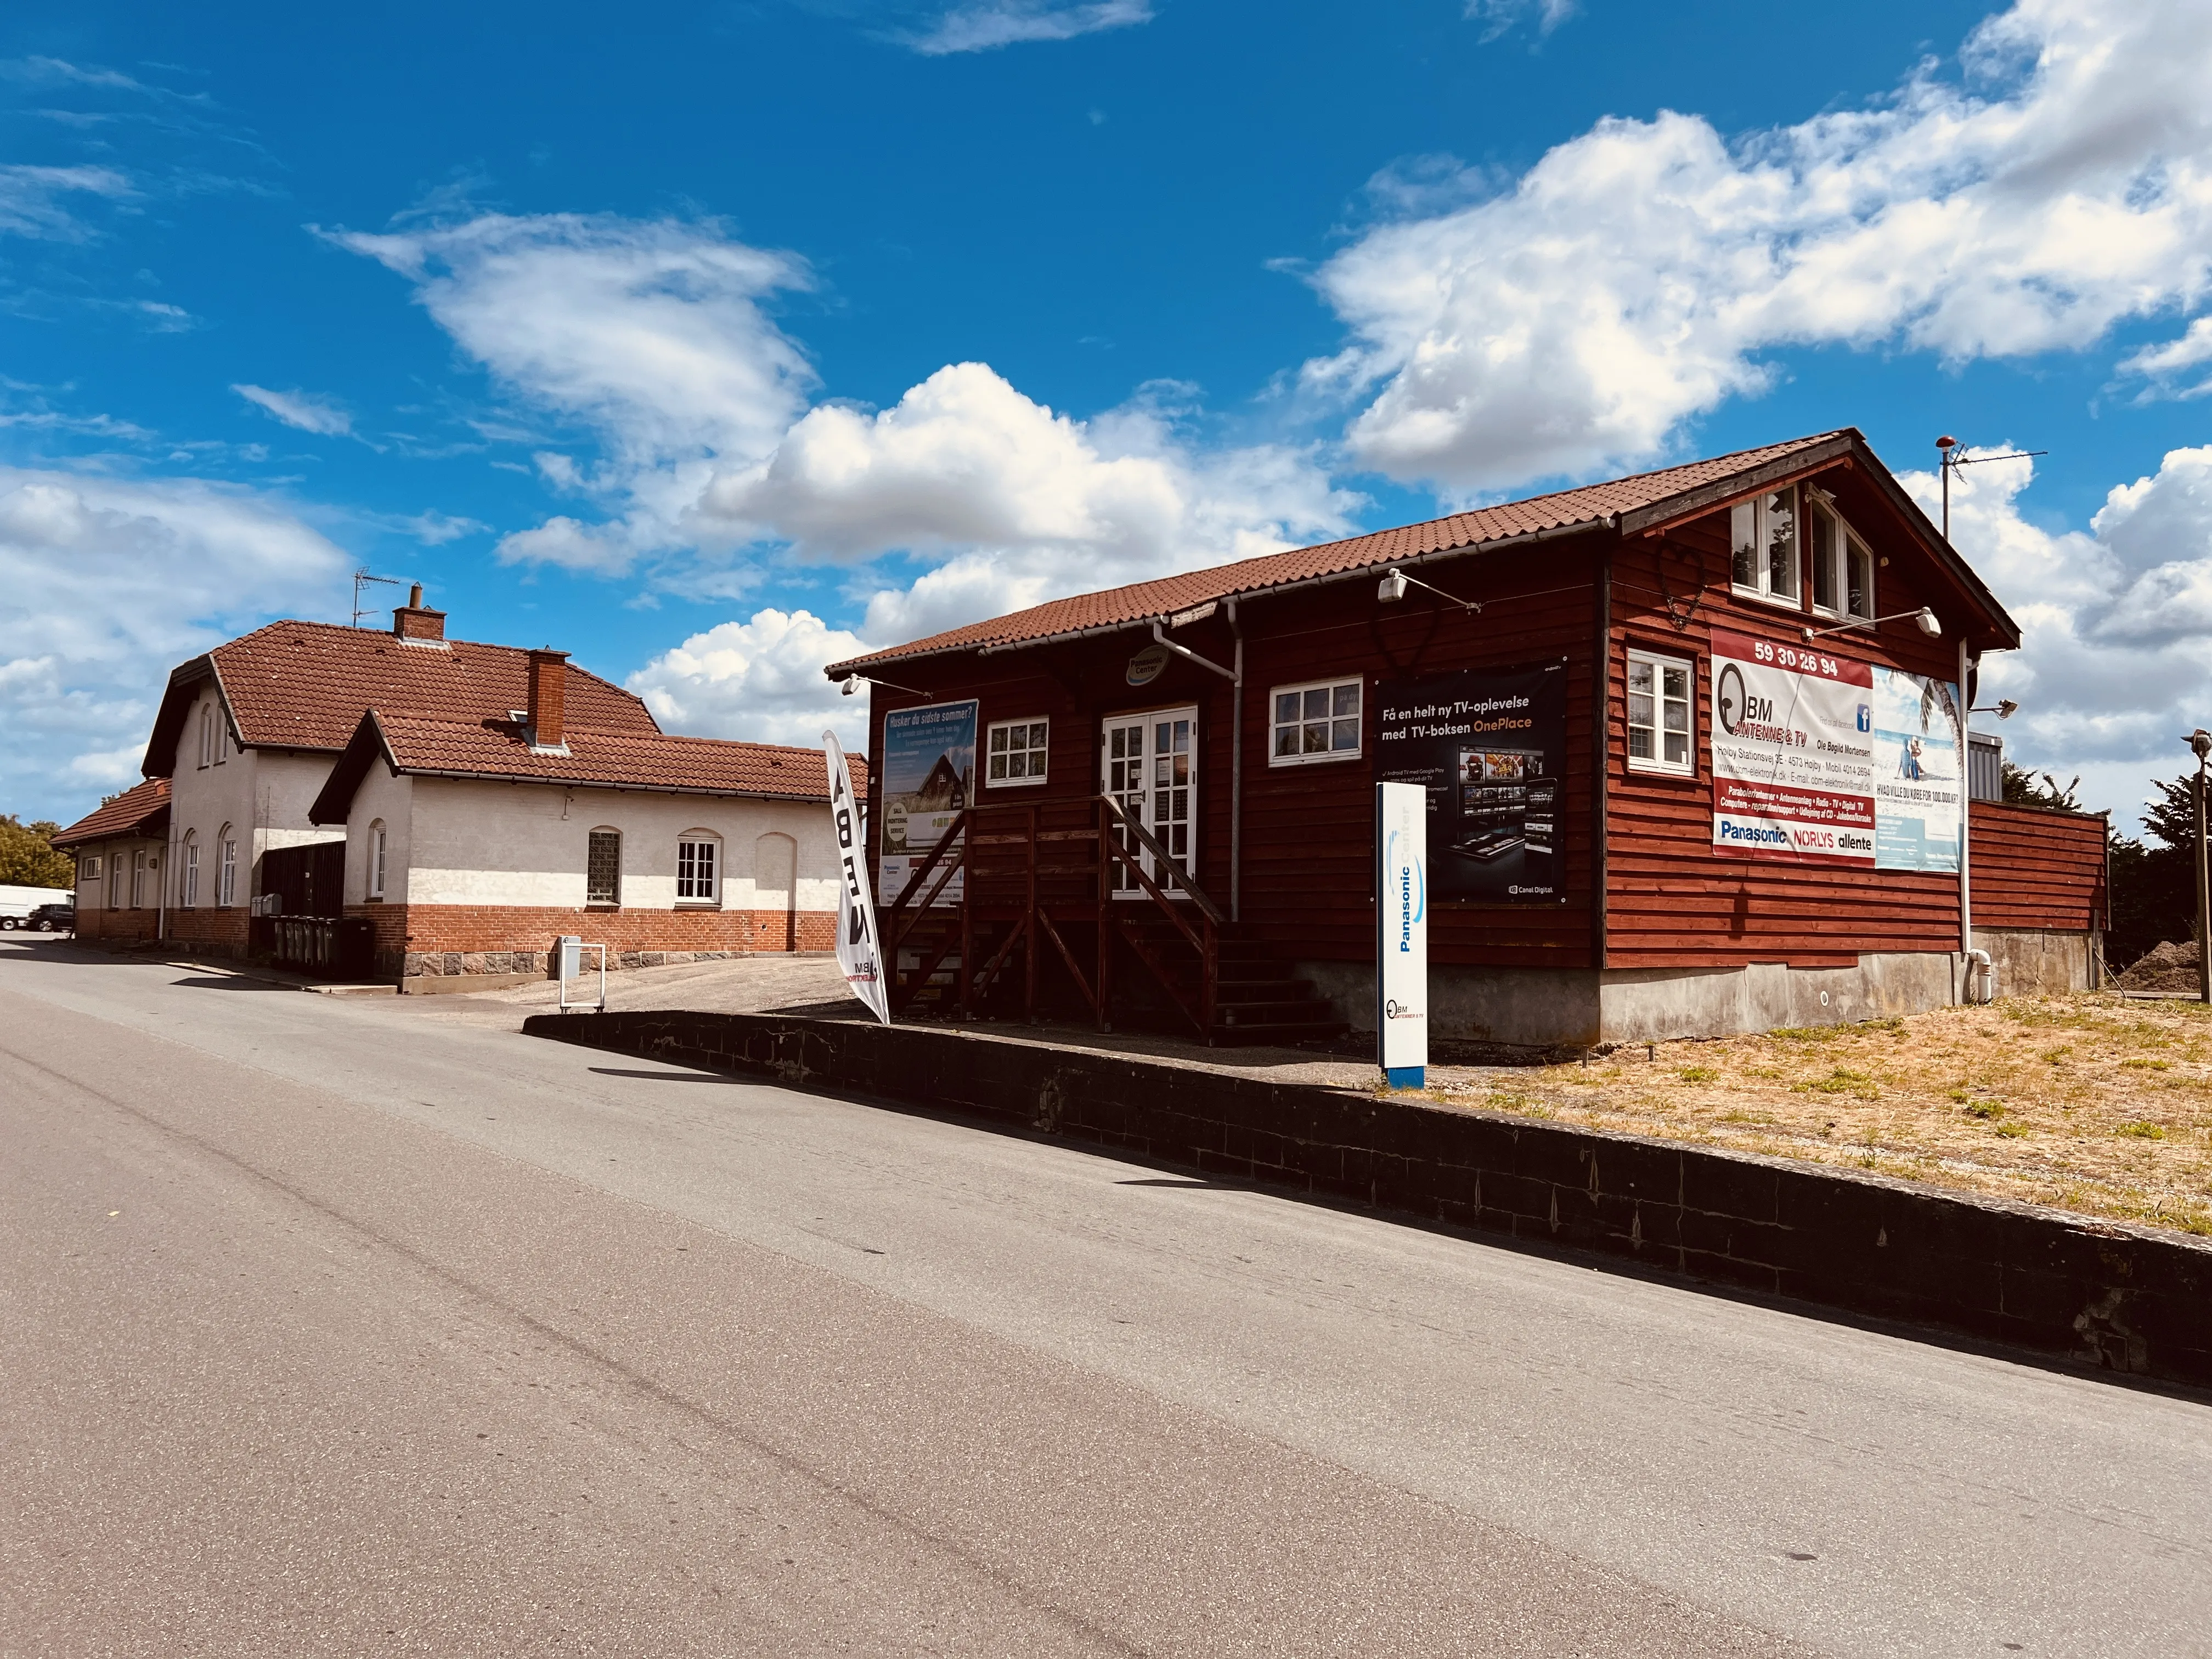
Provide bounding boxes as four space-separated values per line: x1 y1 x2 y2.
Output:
1716 663 1772 736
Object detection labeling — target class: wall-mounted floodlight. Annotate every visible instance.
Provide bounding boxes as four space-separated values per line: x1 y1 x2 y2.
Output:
1971 699 2019 720
840 673 930 699
1802 607 1940 644
1376 567 1481 613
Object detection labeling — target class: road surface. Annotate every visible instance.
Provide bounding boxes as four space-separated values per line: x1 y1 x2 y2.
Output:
2 939 2205 1655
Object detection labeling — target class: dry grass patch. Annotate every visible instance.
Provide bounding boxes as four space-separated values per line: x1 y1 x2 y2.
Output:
1425 991 2212 1238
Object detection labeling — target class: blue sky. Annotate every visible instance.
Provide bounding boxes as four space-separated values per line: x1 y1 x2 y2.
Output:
4 0 2210 830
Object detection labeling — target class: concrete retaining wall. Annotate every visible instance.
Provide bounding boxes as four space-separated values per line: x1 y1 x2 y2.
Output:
524 1009 2212 1391
1301 930 2094 1048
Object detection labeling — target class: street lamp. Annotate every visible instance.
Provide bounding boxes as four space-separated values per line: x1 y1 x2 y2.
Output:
2192 730 2212 1004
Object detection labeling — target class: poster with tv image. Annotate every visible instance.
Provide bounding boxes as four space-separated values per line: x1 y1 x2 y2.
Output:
877 698 978 907
1374 661 1568 903
1870 664 1963 873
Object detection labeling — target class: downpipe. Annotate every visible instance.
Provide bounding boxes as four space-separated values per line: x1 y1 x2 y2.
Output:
1963 947 1996 1006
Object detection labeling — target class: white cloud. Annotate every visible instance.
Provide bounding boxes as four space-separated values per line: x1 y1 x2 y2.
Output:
904 1 1153 55
0 162 132 240
2119 316 2212 399
1310 0 2212 490
0 469 349 819
1903 446 2212 823
331 212 815 571
699 363 1361 642
627 608 868 750
233 383 353 436
1464 0 1577 42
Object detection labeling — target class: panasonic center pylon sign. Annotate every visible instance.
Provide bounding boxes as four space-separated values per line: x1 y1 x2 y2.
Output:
1710 629 1962 873
1375 781 1427 1089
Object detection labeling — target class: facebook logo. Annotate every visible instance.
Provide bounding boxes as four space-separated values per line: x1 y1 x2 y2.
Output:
1855 704 1871 732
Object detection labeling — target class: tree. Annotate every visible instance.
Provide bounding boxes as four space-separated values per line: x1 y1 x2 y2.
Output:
2001 761 2083 810
0 815 75 888
2106 772 2199 969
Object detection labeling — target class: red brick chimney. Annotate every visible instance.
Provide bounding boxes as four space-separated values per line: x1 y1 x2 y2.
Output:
527 648 569 748
393 583 447 642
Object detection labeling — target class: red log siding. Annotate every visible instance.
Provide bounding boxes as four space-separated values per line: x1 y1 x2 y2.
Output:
867 537 1606 970
1969 802 2107 932
864 460 2052 981
1602 480 1974 969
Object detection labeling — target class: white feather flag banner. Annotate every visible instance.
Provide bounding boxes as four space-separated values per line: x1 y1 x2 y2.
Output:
824 729 891 1026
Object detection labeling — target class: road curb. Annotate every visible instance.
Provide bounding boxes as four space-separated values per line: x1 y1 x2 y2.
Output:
524 1008 2212 1390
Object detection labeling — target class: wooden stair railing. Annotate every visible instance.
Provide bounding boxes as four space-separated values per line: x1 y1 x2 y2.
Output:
866 794 1228 1036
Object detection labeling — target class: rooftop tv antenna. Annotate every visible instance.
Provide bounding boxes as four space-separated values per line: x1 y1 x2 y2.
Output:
351 568 412 628
1935 436 2046 542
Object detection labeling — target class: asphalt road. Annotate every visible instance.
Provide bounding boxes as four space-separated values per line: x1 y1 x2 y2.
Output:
2 941 2206 1656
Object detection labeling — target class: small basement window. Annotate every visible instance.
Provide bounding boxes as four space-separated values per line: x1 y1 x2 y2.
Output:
1271 678 1362 765
586 828 622 906
986 718 1049 787
676 835 720 902
1730 485 1801 606
1626 648 1695 775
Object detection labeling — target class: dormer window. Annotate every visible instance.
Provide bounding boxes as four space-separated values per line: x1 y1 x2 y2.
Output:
1730 486 1801 607
1807 492 1876 624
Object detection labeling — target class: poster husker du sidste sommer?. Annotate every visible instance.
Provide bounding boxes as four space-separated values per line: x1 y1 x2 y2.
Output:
1709 629 1961 872
877 699 978 906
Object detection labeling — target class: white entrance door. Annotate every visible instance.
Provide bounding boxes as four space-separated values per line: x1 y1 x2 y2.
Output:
1101 706 1197 898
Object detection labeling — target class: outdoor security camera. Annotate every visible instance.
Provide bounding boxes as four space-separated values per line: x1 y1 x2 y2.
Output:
1914 608 1942 636
1376 568 1408 603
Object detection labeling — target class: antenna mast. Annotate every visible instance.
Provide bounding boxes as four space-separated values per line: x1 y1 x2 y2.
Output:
1934 436 2047 542
351 569 412 628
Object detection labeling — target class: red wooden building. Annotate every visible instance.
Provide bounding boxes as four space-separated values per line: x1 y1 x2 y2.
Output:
826 430 2107 1049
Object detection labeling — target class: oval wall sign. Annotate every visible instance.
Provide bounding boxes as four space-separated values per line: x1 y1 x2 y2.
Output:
1126 643 1171 687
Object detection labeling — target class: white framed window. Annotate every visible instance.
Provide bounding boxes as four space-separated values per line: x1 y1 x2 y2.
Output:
368 820 387 900
213 711 228 765
676 834 721 902
1730 485 1802 607
586 828 622 906
82 855 103 883
1270 678 1362 765
218 830 237 907
198 705 215 769
182 834 200 907
986 719 1050 787
1806 494 1876 624
1626 648 1695 776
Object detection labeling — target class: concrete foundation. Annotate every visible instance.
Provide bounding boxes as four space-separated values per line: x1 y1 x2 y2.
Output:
1298 927 2100 1049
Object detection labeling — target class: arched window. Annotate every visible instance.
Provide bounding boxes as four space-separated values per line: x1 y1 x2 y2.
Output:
198 705 215 769
217 826 238 907
754 831 796 951
586 827 622 907
676 830 721 904
182 833 200 907
368 820 387 900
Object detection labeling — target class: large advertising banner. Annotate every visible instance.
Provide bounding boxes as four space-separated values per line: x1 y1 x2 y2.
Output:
1375 661 1569 903
1870 665 1963 873
877 699 977 907
1709 629 1961 871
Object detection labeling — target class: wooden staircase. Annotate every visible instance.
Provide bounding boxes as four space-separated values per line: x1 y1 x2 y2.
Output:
877 794 1347 1047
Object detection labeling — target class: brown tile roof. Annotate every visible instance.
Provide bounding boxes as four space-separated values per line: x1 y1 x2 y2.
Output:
827 431 1855 673
148 620 658 776
53 776 171 847
310 712 867 824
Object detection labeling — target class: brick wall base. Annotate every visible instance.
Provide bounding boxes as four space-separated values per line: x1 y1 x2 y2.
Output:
162 907 252 956
73 910 162 945
347 902 837 981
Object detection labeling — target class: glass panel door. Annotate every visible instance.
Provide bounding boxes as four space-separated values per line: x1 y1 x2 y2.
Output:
1101 707 1197 898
